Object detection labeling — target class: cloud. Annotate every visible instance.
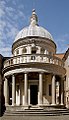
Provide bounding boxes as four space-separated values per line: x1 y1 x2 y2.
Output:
1 0 68 57
55 33 69 53
0 0 26 57
0 47 11 51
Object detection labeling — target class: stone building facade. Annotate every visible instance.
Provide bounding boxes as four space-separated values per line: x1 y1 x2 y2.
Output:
63 49 69 108
0 10 69 113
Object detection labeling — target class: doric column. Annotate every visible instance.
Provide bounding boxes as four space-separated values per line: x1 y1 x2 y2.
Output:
4 77 9 106
52 75 56 105
12 75 16 106
20 80 22 105
39 73 43 104
56 81 60 105
24 73 28 105
61 78 64 105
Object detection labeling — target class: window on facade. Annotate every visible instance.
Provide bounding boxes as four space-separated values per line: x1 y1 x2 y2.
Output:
41 48 45 54
11 59 13 64
31 48 36 54
49 84 51 96
31 47 37 60
31 49 36 60
31 47 37 54
32 50 36 54
16 49 19 55
22 47 27 53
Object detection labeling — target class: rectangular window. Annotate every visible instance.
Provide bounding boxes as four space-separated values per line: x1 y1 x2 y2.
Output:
49 84 51 96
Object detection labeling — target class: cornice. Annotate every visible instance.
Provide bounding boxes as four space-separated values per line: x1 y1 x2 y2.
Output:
12 36 56 53
3 62 66 77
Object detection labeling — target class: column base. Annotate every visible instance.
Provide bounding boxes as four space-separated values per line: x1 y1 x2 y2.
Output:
5 103 9 106
12 104 16 106
51 104 56 106
61 103 64 105
23 105 29 109
38 103 43 106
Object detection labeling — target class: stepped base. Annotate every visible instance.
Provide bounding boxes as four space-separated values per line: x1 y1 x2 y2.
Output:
3 105 69 116
5 104 65 111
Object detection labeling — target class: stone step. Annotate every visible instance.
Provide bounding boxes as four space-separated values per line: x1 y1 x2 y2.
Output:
4 109 69 116
5 108 69 112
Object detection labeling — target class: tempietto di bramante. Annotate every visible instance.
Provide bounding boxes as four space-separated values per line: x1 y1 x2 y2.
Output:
1 10 68 112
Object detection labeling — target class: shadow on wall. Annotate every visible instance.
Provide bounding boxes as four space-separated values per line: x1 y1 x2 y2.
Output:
0 91 6 117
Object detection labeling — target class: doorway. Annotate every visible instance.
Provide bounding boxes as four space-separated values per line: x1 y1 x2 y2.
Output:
30 85 38 105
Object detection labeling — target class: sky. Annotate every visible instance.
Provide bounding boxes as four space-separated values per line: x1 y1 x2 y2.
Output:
0 0 69 57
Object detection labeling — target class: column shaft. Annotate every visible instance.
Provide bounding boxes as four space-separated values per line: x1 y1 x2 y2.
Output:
56 81 60 104
52 75 56 105
61 78 64 105
20 80 22 105
12 75 16 106
24 73 28 105
4 78 9 106
39 73 43 104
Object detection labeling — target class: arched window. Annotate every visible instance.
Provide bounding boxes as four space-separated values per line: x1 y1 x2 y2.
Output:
22 47 27 53
31 46 37 54
16 49 19 55
31 46 38 60
41 48 45 54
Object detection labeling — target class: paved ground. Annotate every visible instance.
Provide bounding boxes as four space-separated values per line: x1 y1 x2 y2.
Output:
1 115 69 120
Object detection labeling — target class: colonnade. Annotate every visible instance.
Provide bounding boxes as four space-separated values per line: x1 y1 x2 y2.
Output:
4 73 64 107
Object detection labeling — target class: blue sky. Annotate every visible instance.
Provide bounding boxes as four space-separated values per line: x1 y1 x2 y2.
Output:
0 0 69 57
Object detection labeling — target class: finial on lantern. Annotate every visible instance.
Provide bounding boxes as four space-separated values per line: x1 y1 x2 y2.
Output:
30 9 38 26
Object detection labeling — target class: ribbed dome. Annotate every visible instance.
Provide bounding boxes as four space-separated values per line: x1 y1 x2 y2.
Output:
14 10 54 42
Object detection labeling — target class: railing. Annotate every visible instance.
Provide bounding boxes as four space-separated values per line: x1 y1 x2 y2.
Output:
4 54 64 68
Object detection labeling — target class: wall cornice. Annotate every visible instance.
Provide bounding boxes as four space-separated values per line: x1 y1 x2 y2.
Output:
12 37 56 53
3 63 66 77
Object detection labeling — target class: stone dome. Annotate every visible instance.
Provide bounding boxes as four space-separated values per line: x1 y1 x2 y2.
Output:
14 9 54 42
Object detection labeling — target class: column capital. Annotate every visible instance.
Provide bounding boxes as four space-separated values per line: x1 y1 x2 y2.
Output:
12 74 15 77
24 72 28 74
61 76 65 81
39 72 44 74
12 74 16 76
52 74 56 77
5 76 8 79
52 74 56 80
5 77 7 80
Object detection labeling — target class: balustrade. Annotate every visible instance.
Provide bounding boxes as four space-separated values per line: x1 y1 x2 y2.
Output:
4 54 64 68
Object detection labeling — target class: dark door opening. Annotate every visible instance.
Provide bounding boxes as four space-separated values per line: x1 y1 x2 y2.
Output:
30 85 38 105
